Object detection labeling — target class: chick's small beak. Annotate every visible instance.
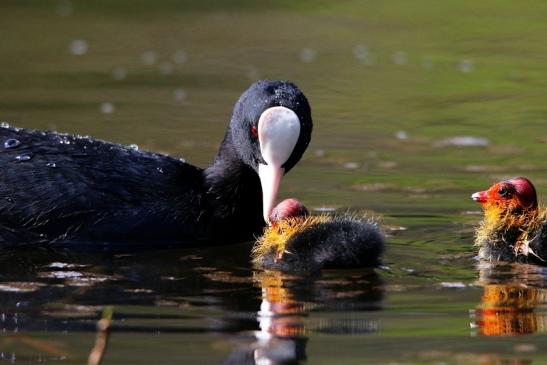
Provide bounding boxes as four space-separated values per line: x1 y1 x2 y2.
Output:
472 191 488 203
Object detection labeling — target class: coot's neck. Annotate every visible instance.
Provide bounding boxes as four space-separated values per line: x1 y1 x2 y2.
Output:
203 130 263 233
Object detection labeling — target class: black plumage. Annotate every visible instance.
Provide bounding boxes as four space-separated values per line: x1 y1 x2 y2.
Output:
0 80 312 246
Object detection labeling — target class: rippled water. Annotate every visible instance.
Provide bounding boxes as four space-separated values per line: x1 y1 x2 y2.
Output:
2 1 547 364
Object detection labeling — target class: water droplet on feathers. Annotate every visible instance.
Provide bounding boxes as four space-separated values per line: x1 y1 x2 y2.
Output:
14 154 32 162
3 139 21 149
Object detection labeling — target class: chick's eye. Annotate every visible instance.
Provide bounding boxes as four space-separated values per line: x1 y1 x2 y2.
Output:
498 187 508 196
250 125 258 139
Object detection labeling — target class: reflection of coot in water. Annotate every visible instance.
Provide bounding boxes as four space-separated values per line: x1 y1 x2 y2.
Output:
472 284 547 336
223 270 384 365
0 245 383 364
473 263 547 336
0 247 258 332
0 81 312 246
253 199 384 272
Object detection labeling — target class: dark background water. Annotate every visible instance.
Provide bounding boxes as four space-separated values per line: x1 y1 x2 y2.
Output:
1 1 547 364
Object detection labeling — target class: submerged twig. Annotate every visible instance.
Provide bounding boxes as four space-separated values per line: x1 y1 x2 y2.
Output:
87 306 113 365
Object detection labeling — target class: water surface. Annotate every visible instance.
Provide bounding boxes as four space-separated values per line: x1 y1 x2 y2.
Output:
2 1 547 363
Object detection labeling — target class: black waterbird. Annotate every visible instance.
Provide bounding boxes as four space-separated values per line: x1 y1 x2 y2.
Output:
0 80 313 247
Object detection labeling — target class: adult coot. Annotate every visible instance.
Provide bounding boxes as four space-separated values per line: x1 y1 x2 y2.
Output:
472 177 547 264
0 80 313 246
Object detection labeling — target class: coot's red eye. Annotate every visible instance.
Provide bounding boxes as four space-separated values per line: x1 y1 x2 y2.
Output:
250 125 258 138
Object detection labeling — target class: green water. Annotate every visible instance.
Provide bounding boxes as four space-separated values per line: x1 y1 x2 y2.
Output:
2 1 547 364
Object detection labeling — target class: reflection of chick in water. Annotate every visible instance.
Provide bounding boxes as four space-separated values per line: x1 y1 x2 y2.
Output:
252 271 308 364
223 270 384 365
222 271 308 365
473 284 547 336
257 272 306 337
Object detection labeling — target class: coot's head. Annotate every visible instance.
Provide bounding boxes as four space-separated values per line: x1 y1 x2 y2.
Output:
472 177 538 214
231 80 313 223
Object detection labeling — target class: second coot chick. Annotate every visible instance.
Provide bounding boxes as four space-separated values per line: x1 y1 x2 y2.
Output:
252 199 384 272
472 177 547 264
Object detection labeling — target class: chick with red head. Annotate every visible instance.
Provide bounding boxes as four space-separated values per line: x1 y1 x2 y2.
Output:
252 198 384 272
472 177 547 263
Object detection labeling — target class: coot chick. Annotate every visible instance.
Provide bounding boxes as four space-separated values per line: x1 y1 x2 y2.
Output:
472 177 547 264
252 199 384 272
0 80 313 246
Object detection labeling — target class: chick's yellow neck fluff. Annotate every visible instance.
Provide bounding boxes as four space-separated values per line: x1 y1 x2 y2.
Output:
475 200 545 256
252 215 330 264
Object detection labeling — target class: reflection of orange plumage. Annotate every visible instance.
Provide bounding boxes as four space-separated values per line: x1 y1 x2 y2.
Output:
252 199 384 272
481 284 543 309
475 285 546 336
255 271 306 337
477 310 538 336
256 271 303 315
472 177 547 263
